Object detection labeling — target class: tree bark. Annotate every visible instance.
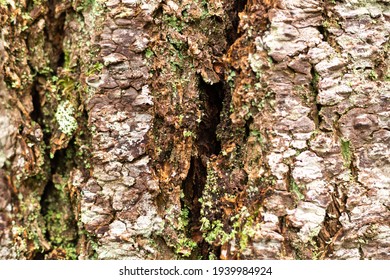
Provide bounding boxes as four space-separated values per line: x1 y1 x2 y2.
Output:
0 0 389 259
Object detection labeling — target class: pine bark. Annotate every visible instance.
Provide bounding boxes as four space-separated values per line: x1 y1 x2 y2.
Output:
0 0 389 259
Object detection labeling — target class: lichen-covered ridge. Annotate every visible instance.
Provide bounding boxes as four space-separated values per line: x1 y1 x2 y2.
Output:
80 0 168 259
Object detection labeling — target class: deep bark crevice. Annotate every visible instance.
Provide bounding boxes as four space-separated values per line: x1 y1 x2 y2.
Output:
227 0 248 45
190 0 249 259
180 79 225 258
244 116 254 141
30 82 41 123
310 67 322 130
198 79 224 157
181 157 208 258
37 180 55 256
317 25 328 41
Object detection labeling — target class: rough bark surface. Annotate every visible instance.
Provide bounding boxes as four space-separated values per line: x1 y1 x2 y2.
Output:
0 0 389 260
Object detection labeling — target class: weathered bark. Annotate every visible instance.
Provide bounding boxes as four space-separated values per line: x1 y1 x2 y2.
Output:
0 0 389 260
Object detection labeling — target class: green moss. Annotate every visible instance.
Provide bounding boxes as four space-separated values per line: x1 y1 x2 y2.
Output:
45 209 66 244
322 19 340 29
76 0 95 12
87 62 104 76
385 69 390 82
57 77 79 96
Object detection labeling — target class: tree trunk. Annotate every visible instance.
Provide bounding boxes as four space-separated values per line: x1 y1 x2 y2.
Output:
0 0 389 260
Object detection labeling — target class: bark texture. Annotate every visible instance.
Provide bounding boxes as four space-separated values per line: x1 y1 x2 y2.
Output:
0 0 389 260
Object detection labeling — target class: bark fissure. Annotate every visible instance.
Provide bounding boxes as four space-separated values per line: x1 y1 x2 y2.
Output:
310 67 322 130
181 79 224 258
146 0 251 259
30 84 42 124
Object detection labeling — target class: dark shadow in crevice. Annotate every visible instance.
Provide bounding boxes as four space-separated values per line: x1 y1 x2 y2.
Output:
226 0 248 46
197 79 224 157
244 116 254 141
181 157 208 258
30 81 41 123
179 78 225 259
33 252 46 260
310 67 323 129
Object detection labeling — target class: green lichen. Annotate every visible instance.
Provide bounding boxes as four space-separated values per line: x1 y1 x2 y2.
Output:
178 207 190 230
230 207 260 251
239 218 259 250
63 244 78 260
175 208 197 257
55 101 78 136
200 206 259 251
248 53 263 74
204 167 219 195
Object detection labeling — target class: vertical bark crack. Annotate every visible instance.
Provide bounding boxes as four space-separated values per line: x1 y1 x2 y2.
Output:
310 67 322 130
181 79 224 258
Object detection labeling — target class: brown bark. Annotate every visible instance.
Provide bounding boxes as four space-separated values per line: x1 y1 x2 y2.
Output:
0 0 389 259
